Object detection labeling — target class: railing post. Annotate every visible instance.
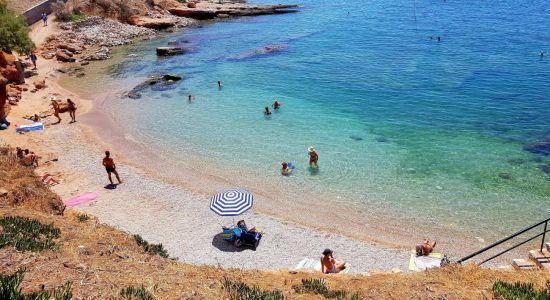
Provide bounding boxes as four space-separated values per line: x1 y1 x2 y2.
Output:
541 220 548 252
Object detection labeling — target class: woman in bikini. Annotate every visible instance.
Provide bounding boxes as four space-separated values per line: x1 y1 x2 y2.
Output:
67 99 76 123
320 249 346 274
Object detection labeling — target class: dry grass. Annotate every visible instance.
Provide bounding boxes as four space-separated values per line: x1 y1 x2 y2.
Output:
0 207 549 299
0 146 64 214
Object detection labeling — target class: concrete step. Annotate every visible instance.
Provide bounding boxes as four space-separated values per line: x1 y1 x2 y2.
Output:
512 259 538 271
528 249 550 269
546 242 550 252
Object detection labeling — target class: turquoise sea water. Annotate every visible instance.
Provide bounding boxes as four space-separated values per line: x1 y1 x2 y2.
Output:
84 0 550 244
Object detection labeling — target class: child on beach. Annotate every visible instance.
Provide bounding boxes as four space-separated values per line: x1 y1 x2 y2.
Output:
308 146 318 167
102 151 122 185
320 249 346 274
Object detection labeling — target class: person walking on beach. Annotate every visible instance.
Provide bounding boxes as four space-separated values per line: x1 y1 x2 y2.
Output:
102 151 122 185
41 13 48 26
67 99 77 123
50 99 61 124
321 249 346 274
308 146 318 167
29 52 37 69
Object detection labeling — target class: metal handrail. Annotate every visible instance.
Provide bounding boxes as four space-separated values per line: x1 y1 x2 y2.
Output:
457 217 550 265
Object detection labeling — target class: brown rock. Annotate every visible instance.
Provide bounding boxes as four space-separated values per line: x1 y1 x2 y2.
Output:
169 8 217 19
33 79 46 89
0 75 7 121
128 15 176 29
2 52 16 65
42 52 55 60
56 50 76 63
187 1 196 8
1 66 19 82
58 44 83 53
156 47 190 56
0 52 8 68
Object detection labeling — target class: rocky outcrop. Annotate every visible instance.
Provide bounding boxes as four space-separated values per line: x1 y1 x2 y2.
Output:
56 50 76 63
126 74 183 99
0 66 19 82
230 44 287 60
156 47 191 56
524 137 550 156
128 15 177 29
169 4 300 20
0 75 7 124
33 79 46 90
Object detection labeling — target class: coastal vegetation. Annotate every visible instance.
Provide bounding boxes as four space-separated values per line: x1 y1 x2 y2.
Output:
119 285 155 300
0 0 34 53
493 280 550 300
0 216 60 251
0 269 72 300
132 234 169 258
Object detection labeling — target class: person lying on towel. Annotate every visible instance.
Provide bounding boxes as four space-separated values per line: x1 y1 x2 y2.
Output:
236 220 257 233
416 239 437 256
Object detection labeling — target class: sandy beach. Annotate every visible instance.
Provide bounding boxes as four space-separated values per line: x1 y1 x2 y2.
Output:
0 15 414 274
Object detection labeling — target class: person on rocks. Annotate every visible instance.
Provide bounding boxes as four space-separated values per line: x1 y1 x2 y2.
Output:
41 13 48 26
102 151 122 185
29 52 37 69
67 99 76 123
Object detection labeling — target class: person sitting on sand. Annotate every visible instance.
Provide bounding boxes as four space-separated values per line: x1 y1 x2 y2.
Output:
67 99 76 123
308 146 318 167
321 249 346 274
102 151 122 185
273 100 281 109
20 149 38 167
237 220 256 233
281 162 292 176
416 239 437 256
50 99 61 124
264 106 272 115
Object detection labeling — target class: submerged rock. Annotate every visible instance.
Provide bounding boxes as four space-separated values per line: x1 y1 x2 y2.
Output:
156 47 191 56
540 164 550 174
507 158 525 165
498 172 513 180
376 137 388 143
523 137 550 155
126 74 183 99
349 135 363 141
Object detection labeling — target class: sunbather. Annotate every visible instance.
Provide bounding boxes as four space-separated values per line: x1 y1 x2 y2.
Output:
38 172 61 186
237 220 256 233
321 249 346 274
416 239 437 256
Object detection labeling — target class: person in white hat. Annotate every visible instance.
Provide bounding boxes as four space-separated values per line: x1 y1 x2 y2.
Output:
308 146 318 167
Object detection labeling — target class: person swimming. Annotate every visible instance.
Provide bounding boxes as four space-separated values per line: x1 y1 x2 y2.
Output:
308 146 318 167
264 106 272 115
540 51 545 58
273 100 281 109
281 162 292 175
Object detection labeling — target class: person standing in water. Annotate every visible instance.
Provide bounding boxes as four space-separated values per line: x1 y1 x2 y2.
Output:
264 106 272 115
272 100 281 109
217 80 222 89
308 146 318 167
102 151 122 185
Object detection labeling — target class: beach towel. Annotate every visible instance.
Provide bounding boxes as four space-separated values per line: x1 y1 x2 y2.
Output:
294 257 351 274
64 192 98 208
408 250 443 272
16 122 44 134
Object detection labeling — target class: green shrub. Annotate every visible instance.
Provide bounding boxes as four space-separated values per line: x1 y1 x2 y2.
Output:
222 278 285 300
77 213 90 222
132 234 169 258
0 216 60 251
119 285 155 300
68 13 85 22
0 268 72 299
294 278 348 299
0 0 35 53
493 280 550 300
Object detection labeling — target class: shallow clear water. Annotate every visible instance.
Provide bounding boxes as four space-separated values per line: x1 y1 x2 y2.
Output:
78 0 550 243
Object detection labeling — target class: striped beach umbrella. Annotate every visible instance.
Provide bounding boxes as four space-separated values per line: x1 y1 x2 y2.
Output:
210 189 254 217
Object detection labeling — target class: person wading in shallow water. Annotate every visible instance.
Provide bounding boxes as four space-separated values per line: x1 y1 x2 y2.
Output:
308 146 318 167
102 151 122 185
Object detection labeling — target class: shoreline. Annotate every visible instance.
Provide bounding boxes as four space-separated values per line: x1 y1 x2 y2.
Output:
3 4 530 273
2 13 414 274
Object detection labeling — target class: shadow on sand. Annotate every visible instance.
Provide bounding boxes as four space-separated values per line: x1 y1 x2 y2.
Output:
104 183 118 190
211 233 247 253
